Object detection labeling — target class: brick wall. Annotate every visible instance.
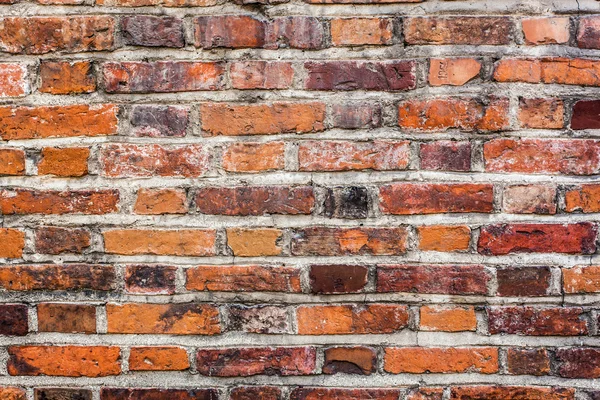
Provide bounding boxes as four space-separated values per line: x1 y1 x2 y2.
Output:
1 0 600 398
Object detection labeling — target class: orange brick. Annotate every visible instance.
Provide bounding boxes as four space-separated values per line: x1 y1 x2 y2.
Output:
563 266 600 293
429 58 481 86
418 225 471 252
0 64 28 97
518 98 564 129
522 17 570 45
39 61 96 94
331 18 393 46
186 265 301 292
222 142 285 173
384 347 498 374
0 149 25 176
37 147 89 177
420 305 477 332
0 229 25 259
103 229 216 256
134 188 188 215
129 347 190 371
226 228 283 257
566 185 600 212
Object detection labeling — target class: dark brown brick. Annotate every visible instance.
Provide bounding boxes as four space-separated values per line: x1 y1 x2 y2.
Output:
0 265 116 291
37 303 96 334
122 16 184 48
507 348 550 376
323 346 376 375
230 387 281 400
0 304 28 336
309 264 368 294
496 266 551 297
571 100 600 130
35 389 92 400
35 227 91 255
101 389 218 400
322 186 369 219
555 348 600 378
124 265 177 294
331 104 382 129
488 306 588 336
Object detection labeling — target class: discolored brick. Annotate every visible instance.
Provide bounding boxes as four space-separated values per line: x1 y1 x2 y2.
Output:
309 264 369 293
37 303 96 334
323 347 376 375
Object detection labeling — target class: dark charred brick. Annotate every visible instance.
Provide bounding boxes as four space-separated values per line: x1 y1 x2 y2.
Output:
555 348 600 378
322 186 369 219
101 388 218 400
290 388 401 400
487 306 588 336
496 266 551 297
124 265 177 294
35 388 92 400
0 304 28 336
227 305 289 334
420 141 471 171
577 16 600 49
230 387 281 400
266 17 324 49
35 227 91 255
37 303 96 334
305 61 416 91
571 100 600 130
130 105 189 137
323 346 376 375
122 16 184 48
309 264 369 294
331 104 382 129
506 348 550 376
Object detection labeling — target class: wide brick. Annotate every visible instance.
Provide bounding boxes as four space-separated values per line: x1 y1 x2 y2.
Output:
196 347 316 376
290 388 400 400
134 188 188 215
0 17 114 54
309 264 368 294
296 304 408 334
450 386 575 400
122 16 184 48
417 225 471 252
496 267 551 297
38 147 89 177
566 184 600 212
194 16 266 49
107 303 220 335
331 104 382 129
265 17 324 49
201 103 325 136
195 186 314 216
104 62 224 93
578 16 600 49
37 303 96 334
384 347 498 374
376 265 489 295
0 229 25 259
487 306 587 335
226 228 283 257
404 17 512 45
35 227 90 255
484 139 600 175
478 223 597 255
222 142 285 172
420 141 471 172
563 265 600 293
227 305 289 334
186 265 301 292
419 305 477 332
124 265 177 294
97 0 216 5
230 61 294 90
0 305 28 336
323 186 369 219
230 387 281 400
292 227 407 256
323 346 376 375
100 144 209 178
429 58 481 86
130 105 189 137
0 104 118 140
518 98 564 129
0 149 25 176
101 389 218 400
305 61 416 91
522 17 570 44
556 348 600 378
103 229 216 256
39 61 95 94
330 18 394 46
0 265 116 291
298 140 410 171
380 183 493 215
398 98 509 131
0 189 119 215
8 346 120 377
0 64 28 97
507 348 550 376
35 389 91 400
129 347 189 371
494 58 600 86
502 185 557 214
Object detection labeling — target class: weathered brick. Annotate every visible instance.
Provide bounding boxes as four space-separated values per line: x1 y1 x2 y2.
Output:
518 98 564 129
0 265 116 291
0 229 25 259
292 227 407 256
129 347 189 371
230 387 281 400
522 17 570 44
296 304 408 334
35 389 91 400
555 348 600 378
107 303 220 335
0 104 118 140
8 346 120 377
230 61 294 89
566 184 600 212
330 18 394 46
507 348 550 376
578 16 600 49
39 61 95 94
227 305 290 334
502 185 557 214
429 58 481 86
266 17 324 49
222 142 285 172
376 265 489 295
196 347 316 376
404 17 512 45
420 141 471 172
0 305 28 336
305 61 416 91
35 227 90 255
323 347 376 375
0 64 28 97
322 186 369 219
309 264 369 294
494 58 600 86
104 62 224 93
195 186 314 216
122 16 184 48
331 104 382 129
419 305 477 332
450 386 575 400
290 388 400 400
407 388 444 400
37 303 96 334
38 147 89 177
487 306 587 336
0 189 119 215
0 388 25 400
0 149 25 176
478 223 597 255
194 16 266 49
186 265 301 292
496 267 551 297
134 188 188 215
101 389 218 400
384 347 498 374
130 105 189 137
417 225 471 252
226 228 283 257
563 265 600 293
103 229 216 256
124 265 177 294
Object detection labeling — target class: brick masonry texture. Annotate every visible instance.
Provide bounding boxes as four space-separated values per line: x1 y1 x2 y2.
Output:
3 0 600 397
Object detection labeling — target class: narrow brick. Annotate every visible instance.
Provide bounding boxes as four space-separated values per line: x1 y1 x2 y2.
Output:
0 189 119 215
0 265 116 291
290 388 400 400
128 347 190 371
404 17 512 45
35 389 91 400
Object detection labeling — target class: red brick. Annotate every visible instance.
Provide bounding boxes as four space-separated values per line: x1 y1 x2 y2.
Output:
478 223 597 255
322 347 376 375
194 16 266 49
0 17 114 54
128 347 189 371
296 304 408 334
230 61 293 89
0 305 28 336
493 59 541 83
487 306 588 336
291 388 400 400
0 104 117 140
404 17 512 45
100 144 209 178
502 185 556 214
103 229 216 256
38 147 89 177
134 188 188 215
331 104 382 129
101 389 217 400
417 225 471 252
507 348 550 376
578 16 600 49
420 141 471 172
429 58 481 86
484 139 600 175
384 347 498 374
39 61 95 94
331 18 394 46
227 305 289 334
398 98 509 131
305 61 416 91
186 265 301 292
122 16 184 48
0 229 25 259
0 149 25 176
103 61 224 93
494 58 600 86
563 265 600 293
8 346 120 377
292 227 407 256
130 105 189 137
518 98 564 129
298 140 410 171
0 189 119 215
380 183 493 214
522 17 570 45
231 387 281 400
571 99 600 130
450 386 575 400
419 305 477 332
226 228 283 257
0 265 116 291
556 348 600 378
376 265 489 295
0 64 28 97
566 184 600 212
222 142 285 172
496 267 551 297
35 227 91 255
196 347 316 376
309 264 368 294
306 0 422 3
124 265 177 294
265 17 324 49
107 303 220 335
37 303 96 334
